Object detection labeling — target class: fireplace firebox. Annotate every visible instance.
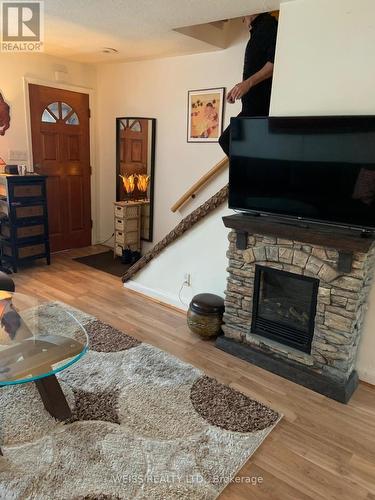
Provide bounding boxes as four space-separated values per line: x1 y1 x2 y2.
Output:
252 266 319 354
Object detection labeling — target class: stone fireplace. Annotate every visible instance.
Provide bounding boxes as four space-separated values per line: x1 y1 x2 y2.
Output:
216 215 375 403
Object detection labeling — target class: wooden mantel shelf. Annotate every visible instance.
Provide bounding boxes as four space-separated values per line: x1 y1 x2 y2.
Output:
223 214 375 254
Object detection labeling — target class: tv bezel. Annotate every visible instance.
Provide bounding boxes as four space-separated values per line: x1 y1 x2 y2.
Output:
228 115 375 233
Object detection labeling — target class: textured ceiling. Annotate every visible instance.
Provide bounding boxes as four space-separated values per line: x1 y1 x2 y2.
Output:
43 0 289 63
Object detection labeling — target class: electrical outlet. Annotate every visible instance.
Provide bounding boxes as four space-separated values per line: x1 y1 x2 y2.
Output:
184 273 191 287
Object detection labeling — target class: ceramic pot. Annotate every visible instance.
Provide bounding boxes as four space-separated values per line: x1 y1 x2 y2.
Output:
187 293 225 339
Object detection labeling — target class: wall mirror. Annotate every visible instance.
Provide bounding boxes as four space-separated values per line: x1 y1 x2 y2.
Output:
116 117 156 242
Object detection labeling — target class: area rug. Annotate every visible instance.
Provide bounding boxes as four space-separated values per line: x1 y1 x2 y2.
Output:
73 250 131 277
0 302 281 500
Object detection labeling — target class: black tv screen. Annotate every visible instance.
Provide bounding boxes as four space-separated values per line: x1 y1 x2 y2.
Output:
229 116 375 230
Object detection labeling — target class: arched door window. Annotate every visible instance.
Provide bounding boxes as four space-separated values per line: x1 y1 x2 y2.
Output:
120 119 142 132
41 101 79 125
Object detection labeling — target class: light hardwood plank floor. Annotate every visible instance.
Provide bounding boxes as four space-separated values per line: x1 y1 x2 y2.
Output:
11 245 375 500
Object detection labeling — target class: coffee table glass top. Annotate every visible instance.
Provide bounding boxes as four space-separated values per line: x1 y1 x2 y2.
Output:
0 292 88 386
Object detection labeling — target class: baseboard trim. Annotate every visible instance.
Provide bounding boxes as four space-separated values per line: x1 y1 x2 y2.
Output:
124 281 188 314
359 379 375 389
357 370 375 387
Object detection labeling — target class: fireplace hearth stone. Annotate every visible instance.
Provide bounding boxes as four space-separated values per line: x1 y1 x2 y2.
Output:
216 336 359 403
218 215 375 403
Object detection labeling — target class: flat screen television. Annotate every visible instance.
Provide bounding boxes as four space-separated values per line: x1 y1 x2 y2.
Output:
229 116 375 231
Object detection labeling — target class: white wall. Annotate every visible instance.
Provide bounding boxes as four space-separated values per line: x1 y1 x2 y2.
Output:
97 23 248 314
126 205 232 310
96 20 246 244
270 0 375 385
270 0 375 117
123 0 375 384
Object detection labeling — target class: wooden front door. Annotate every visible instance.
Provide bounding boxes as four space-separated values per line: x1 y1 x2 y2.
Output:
29 84 91 252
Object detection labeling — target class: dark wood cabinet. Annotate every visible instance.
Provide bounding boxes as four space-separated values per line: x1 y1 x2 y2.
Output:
0 174 50 272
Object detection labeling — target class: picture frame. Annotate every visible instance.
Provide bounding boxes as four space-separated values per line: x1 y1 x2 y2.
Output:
187 87 225 143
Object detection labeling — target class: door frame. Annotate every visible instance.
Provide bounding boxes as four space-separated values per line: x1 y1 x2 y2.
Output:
23 77 99 246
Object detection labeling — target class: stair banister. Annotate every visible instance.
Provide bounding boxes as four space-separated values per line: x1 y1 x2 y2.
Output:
171 157 228 212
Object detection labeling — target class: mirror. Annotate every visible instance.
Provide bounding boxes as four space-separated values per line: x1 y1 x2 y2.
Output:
116 117 156 242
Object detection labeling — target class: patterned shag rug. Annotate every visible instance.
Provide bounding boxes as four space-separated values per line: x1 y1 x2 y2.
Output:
0 302 281 499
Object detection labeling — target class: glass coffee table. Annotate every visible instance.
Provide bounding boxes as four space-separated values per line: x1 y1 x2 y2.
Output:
0 292 88 454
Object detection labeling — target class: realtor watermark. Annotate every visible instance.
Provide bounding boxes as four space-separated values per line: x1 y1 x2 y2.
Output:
1 1 44 52
110 473 264 486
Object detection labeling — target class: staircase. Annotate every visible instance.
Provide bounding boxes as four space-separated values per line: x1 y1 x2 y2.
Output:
122 184 228 283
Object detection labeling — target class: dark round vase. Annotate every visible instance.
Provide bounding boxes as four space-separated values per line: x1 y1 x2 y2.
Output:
187 293 225 339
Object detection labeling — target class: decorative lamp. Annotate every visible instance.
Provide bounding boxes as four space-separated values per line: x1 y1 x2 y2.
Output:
136 174 150 193
119 174 136 195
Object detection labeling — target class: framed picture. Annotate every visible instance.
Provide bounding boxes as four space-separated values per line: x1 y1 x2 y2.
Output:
187 88 225 143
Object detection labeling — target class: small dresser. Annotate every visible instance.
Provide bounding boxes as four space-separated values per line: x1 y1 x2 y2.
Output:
0 174 50 272
113 201 142 257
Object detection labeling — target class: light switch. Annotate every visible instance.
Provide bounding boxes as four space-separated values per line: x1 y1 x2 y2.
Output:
8 150 28 161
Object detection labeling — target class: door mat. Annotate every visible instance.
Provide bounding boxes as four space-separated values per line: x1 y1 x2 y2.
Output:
74 250 130 278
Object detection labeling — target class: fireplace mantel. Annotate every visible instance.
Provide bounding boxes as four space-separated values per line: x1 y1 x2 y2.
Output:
223 214 375 253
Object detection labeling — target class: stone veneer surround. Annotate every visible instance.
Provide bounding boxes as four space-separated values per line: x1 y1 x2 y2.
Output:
222 230 375 389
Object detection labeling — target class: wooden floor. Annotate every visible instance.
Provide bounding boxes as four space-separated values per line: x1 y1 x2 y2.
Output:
12 245 375 500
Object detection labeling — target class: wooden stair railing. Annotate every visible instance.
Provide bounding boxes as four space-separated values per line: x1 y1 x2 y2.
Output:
122 184 229 283
171 157 228 212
